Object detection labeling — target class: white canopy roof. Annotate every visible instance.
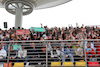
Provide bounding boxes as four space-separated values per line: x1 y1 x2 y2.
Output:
0 0 72 9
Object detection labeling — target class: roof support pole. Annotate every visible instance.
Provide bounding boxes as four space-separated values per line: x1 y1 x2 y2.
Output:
15 3 23 29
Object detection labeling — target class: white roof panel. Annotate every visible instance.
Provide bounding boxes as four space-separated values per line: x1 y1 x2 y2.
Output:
0 0 72 9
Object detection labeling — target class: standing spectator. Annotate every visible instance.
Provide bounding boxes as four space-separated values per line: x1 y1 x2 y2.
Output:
31 33 40 40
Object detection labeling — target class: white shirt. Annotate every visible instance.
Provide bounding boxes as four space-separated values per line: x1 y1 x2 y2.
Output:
0 34 4 39
85 41 94 49
43 34 46 40
0 49 7 58
18 50 27 58
77 48 80 52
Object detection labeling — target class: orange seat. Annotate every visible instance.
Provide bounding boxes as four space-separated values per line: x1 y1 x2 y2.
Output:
4 63 12 67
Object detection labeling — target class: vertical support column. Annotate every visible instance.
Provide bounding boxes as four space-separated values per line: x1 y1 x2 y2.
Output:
46 43 48 67
7 44 11 67
85 41 87 67
15 8 23 29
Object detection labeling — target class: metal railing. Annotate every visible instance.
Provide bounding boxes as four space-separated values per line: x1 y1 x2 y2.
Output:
0 39 100 67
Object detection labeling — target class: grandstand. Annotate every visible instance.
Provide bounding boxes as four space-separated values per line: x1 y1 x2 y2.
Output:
0 0 100 67
0 25 100 67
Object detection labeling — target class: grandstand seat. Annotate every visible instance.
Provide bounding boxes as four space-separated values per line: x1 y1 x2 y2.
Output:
79 60 84 61
4 63 12 67
75 62 86 66
88 62 99 67
13 62 24 67
63 62 74 66
51 62 61 66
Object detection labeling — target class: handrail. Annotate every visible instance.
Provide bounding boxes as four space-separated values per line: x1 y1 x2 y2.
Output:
0 39 100 43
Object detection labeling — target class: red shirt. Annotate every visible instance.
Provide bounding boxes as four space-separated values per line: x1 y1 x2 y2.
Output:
85 48 95 55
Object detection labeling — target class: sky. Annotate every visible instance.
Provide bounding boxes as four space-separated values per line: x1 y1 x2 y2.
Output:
0 0 100 30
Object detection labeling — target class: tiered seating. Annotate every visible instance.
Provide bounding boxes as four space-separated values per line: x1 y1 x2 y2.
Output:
63 62 74 66
75 62 86 66
88 62 99 67
51 62 61 66
13 63 24 67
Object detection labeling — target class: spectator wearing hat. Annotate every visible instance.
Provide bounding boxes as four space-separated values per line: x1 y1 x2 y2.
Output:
31 33 40 40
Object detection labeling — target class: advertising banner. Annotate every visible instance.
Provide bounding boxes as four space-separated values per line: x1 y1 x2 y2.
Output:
30 27 45 32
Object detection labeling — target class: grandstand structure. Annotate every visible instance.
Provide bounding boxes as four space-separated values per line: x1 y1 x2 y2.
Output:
0 0 100 67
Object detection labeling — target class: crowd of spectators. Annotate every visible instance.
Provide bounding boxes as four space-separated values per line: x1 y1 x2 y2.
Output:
0 23 100 66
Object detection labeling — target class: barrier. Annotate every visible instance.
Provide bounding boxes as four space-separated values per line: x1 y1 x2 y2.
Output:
0 39 100 67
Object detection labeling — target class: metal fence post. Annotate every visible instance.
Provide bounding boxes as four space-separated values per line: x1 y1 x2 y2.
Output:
84 41 87 67
7 44 11 67
46 43 48 67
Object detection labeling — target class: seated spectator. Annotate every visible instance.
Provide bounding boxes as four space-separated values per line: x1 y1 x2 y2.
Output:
62 43 74 63
47 42 52 52
51 46 61 60
9 45 17 59
0 45 7 59
85 41 95 49
26 43 38 58
85 42 95 58
0 39 8 51
9 45 18 66
0 30 4 39
25 43 39 65
74 44 83 61
18 46 27 59
39 45 46 65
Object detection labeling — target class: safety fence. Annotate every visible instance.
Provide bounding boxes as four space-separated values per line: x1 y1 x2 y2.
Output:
0 39 100 67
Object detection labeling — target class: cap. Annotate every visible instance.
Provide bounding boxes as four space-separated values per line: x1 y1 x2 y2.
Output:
33 33 37 36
